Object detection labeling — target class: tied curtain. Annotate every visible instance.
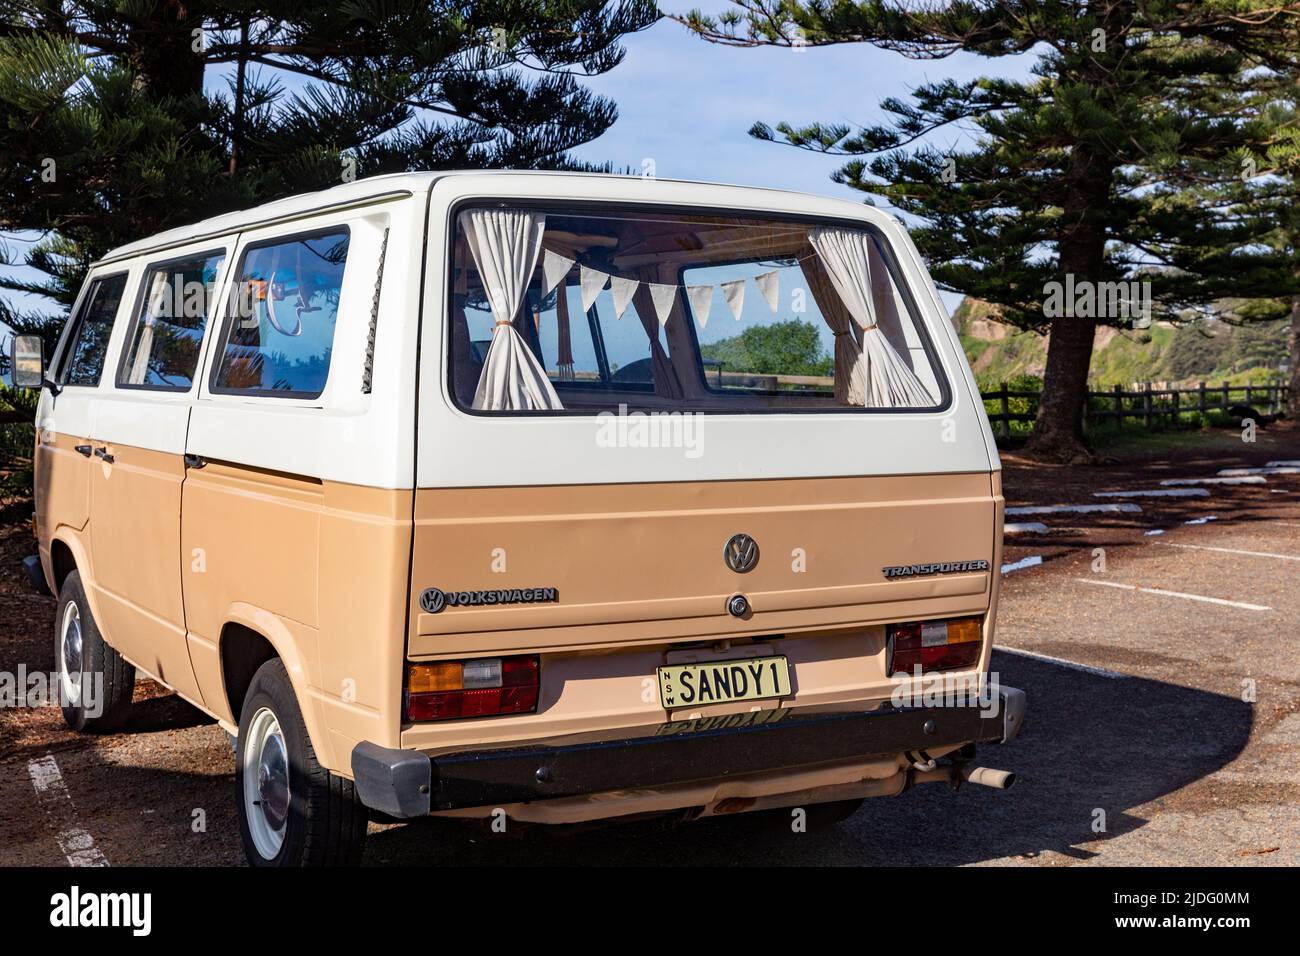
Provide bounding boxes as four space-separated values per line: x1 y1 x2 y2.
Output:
630 277 685 399
554 280 575 380
805 226 934 408
459 209 564 411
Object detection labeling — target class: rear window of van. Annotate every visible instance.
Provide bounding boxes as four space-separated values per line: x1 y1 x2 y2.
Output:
447 204 946 414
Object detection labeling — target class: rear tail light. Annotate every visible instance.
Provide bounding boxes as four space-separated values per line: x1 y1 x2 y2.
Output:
887 617 983 675
406 655 539 721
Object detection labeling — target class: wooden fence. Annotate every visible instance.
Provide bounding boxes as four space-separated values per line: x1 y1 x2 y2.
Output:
982 381 1292 438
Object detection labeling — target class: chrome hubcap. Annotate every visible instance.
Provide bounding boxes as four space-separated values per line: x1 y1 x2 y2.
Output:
243 707 289 858
59 602 83 705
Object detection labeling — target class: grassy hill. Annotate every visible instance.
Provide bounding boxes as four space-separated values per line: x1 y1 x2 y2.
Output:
953 298 1290 389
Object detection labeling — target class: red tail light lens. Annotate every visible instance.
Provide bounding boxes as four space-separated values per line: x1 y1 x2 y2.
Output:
888 617 982 675
406 655 540 721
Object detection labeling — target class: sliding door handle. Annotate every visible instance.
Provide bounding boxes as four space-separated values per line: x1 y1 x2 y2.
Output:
74 444 92 457
93 447 114 464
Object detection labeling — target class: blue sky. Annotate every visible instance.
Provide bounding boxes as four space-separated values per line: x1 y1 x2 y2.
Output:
2 4 1035 319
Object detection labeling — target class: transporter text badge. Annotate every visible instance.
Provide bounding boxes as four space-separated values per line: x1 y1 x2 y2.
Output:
881 560 990 579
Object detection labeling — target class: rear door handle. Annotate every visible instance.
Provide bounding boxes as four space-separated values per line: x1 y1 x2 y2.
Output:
94 447 114 464
74 444 92 457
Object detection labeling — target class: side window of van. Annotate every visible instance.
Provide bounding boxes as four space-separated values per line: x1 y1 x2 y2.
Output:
60 273 129 386
211 228 350 398
117 251 226 391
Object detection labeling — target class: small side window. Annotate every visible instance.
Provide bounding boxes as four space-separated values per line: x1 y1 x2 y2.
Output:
211 228 351 398
117 250 226 391
60 273 129 386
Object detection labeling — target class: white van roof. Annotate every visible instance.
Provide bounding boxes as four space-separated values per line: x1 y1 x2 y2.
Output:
98 169 895 266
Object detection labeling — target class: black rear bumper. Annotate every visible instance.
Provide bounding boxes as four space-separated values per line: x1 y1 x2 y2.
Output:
352 687 1026 818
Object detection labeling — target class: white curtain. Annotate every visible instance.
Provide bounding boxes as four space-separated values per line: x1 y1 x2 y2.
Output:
800 252 866 405
460 209 563 411
807 226 933 408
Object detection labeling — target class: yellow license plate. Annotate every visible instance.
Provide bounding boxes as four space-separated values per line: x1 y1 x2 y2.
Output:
657 656 792 710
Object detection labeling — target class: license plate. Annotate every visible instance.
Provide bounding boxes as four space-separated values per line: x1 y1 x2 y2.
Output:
657 656 792 710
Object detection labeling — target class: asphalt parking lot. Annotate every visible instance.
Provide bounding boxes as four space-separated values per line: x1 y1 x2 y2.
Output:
2 427 1297 867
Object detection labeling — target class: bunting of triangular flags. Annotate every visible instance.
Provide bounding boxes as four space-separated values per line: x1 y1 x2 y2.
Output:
542 248 575 295
720 279 745 321
686 285 714 328
610 275 638 320
540 260 785 330
579 265 607 312
648 283 676 327
754 269 780 313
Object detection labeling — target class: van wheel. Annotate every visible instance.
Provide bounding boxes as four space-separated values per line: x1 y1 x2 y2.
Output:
55 570 135 732
235 658 368 866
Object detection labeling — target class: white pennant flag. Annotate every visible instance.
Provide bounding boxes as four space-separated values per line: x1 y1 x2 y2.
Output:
579 265 608 312
686 284 714 328
721 278 746 321
542 249 575 295
754 269 780 313
610 275 639 319
648 282 677 327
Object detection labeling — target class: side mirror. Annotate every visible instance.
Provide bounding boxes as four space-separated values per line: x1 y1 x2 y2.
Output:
9 334 48 390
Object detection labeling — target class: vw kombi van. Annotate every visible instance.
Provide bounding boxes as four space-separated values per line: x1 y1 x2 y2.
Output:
13 171 1024 866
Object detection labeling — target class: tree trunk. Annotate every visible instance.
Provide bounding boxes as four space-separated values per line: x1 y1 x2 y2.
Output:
1288 291 1300 418
1025 145 1110 464
1027 311 1098 462
129 0 207 103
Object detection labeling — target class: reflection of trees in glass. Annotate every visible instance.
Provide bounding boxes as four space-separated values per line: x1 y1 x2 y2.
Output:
701 320 833 379
66 276 128 384
141 323 203 387
132 260 221 386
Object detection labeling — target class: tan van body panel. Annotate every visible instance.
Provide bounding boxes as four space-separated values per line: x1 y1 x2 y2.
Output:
400 472 1001 767
32 172 1017 830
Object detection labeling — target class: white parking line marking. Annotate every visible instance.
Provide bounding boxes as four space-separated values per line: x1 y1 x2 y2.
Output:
1004 521 1049 535
1006 503 1142 515
1001 555 1043 574
1075 577 1271 611
1094 488 1210 498
1159 542 1300 562
1160 476 1266 486
27 755 109 867
1219 467 1300 476
995 646 1130 680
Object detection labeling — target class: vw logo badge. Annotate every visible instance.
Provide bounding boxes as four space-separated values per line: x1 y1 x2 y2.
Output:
419 588 447 613
724 533 759 574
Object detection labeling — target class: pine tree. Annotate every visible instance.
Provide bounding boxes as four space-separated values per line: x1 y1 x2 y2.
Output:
0 1 659 308
1228 60 1300 413
683 1 1300 461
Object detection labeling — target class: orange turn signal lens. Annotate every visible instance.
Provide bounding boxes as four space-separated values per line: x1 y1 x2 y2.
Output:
406 661 463 694
945 617 982 645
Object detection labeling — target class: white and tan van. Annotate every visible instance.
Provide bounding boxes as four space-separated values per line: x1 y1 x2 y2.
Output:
13 171 1025 866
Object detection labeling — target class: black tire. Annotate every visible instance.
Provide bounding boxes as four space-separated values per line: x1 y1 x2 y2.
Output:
55 570 135 733
235 658 368 866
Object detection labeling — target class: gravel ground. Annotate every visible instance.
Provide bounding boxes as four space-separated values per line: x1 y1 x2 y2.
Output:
2 422 1297 867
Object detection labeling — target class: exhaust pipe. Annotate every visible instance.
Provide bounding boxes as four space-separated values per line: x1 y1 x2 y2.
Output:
960 765 1016 790
908 762 1017 791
